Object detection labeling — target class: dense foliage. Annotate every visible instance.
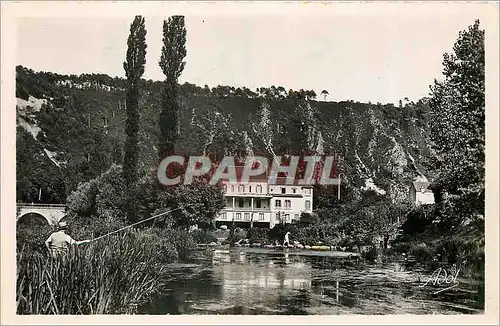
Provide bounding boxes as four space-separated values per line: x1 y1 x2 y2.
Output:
428 20 485 221
392 20 485 275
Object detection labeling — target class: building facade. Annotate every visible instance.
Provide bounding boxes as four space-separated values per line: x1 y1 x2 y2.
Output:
409 181 435 206
215 179 315 229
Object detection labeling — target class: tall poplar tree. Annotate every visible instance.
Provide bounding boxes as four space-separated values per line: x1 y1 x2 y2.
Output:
158 15 187 159
123 15 147 221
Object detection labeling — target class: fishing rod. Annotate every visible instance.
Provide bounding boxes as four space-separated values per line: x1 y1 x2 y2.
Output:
89 205 193 243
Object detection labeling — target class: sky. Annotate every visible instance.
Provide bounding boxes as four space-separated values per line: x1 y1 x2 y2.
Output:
15 5 492 105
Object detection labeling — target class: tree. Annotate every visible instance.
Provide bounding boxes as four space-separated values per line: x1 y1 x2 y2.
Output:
158 16 187 159
321 90 329 101
154 180 226 229
428 20 485 222
123 15 147 221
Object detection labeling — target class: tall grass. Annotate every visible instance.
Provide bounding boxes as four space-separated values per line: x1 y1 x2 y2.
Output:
16 230 169 314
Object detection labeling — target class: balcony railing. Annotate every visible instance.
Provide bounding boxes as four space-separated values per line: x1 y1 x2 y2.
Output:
224 207 271 212
224 192 273 197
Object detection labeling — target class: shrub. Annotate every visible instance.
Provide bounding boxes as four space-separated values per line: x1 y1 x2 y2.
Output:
149 227 196 260
227 227 246 244
190 229 217 244
67 165 127 220
17 214 54 254
409 243 434 263
363 246 378 263
247 227 269 244
66 214 127 242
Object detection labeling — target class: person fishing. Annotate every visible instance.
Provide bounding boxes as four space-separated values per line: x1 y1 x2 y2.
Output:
283 231 291 247
44 221 90 259
43 206 191 260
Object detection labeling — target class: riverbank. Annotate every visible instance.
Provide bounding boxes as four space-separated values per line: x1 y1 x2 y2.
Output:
197 245 361 258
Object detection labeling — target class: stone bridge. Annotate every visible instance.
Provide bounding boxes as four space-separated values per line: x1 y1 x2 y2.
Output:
16 203 67 226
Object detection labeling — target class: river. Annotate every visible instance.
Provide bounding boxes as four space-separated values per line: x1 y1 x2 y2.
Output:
140 247 484 315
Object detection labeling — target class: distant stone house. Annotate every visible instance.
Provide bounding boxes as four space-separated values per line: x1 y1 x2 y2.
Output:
409 181 435 206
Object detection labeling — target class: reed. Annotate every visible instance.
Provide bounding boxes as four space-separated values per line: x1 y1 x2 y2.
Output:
16 230 167 314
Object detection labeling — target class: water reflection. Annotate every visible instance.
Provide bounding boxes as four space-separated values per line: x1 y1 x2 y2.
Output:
140 248 484 315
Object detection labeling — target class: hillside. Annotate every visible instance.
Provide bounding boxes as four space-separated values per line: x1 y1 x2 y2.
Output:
15 65 433 204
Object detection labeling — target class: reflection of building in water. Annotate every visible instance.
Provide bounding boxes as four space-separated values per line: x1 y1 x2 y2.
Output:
211 251 313 305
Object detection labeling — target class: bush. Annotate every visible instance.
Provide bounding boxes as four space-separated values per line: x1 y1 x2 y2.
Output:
191 229 217 244
17 214 54 254
227 227 246 244
247 227 269 244
409 243 434 263
67 164 127 220
139 227 197 261
363 246 378 263
66 215 127 242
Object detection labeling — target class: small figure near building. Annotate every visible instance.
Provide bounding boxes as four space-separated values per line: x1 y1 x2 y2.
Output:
283 231 291 246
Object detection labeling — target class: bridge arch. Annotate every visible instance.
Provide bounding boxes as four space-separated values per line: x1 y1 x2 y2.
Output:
16 204 67 227
17 211 50 226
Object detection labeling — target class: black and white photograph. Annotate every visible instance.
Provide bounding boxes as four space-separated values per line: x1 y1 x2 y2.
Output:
1 1 498 323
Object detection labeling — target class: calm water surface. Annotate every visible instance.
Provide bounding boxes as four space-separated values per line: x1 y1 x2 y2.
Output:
140 248 484 315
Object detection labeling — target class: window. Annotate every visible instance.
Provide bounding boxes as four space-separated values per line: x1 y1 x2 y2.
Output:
256 185 262 193
292 188 297 194
284 200 291 208
231 185 235 192
238 198 244 208
223 184 227 192
305 200 311 210
285 214 290 222
236 213 242 220
256 199 262 208
259 213 264 220
275 200 282 207
220 213 227 220
249 185 252 193
294 214 299 220
276 213 281 221
238 185 245 192
244 213 250 221
281 187 286 194
305 188 312 195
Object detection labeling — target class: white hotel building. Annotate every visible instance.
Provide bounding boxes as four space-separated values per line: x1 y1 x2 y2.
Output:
215 176 315 229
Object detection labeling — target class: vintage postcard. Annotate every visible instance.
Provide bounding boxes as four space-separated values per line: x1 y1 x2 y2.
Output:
1 1 498 325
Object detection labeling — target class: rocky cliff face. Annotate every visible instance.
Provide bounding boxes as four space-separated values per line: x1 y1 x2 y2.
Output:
15 66 432 203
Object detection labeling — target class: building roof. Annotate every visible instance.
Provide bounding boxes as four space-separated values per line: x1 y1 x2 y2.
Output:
220 177 315 187
412 181 433 193
217 166 322 187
